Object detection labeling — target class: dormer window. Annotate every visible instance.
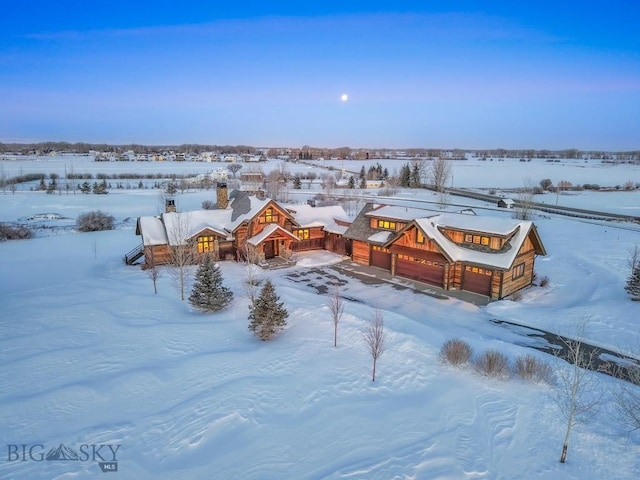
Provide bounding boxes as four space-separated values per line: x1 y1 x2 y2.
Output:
376 219 396 230
464 233 490 246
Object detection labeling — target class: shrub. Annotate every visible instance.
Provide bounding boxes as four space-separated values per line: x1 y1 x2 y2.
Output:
201 200 215 210
0 223 33 241
475 350 510 378
439 339 473 366
76 210 115 232
514 354 554 384
539 275 550 287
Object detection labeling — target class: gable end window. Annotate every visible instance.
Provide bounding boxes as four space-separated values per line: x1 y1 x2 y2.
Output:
197 235 215 253
416 229 425 244
259 207 279 224
512 262 525 279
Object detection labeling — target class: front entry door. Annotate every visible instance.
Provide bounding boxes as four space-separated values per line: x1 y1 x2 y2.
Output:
264 240 275 259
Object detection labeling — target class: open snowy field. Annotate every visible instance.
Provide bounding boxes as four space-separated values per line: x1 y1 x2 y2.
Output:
1 158 640 479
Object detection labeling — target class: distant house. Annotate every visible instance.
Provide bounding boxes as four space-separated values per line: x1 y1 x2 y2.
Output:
343 203 546 299
365 180 384 189
497 198 516 209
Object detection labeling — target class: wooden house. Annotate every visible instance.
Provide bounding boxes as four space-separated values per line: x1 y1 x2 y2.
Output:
128 184 351 267
343 203 546 299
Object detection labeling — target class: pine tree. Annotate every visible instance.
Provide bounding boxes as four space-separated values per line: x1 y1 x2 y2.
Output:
293 175 302 189
625 265 640 301
248 280 288 340
399 164 411 187
348 176 355 189
188 255 234 312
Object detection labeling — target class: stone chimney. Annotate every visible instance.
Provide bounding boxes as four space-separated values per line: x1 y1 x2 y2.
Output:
216 182 229 209
165 198 176 213
256 189 265 200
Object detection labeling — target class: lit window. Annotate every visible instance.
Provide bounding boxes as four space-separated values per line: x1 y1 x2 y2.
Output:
197 235 215 253
416 230 425 244
296 229 309 240
260 207 279 224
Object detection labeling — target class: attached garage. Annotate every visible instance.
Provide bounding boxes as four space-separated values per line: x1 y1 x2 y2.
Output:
462 265 493 296
371 245 391 270
391 246 447 287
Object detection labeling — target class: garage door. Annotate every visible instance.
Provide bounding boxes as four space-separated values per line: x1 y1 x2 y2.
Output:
396 256 445 287
371 246 391 270
463 266 493 296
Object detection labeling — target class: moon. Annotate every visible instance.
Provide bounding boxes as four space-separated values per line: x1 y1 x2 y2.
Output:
340 93 348 102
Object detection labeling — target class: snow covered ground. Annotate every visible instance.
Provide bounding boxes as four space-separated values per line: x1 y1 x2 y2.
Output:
1 157 640 479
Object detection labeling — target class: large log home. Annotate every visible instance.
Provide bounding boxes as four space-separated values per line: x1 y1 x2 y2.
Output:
126 185 546 300
126 183 350 267
343 203 546 299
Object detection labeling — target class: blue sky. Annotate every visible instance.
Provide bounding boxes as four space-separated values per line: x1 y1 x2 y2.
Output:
1 1 639 150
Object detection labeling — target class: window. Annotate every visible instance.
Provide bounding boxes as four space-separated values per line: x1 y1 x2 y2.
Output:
197 235 215 253
372 246 390 253
464 233 491 246
376 219 396 230
416 230 425 244
295 228 310 240
512 262 525 279
466 265 492 276
260 207 279 224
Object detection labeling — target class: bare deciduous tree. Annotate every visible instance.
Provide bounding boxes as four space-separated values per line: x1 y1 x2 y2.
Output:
327 286 345 347
146 249 161 294
227 163 243 178
240 239 262 306
554 322 601 463
428 157 452 193
167 212 194 301
363 310 386 381
514 177 536 221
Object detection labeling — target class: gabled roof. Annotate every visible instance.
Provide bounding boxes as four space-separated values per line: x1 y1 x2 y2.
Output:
285 204 350 235
343 202 379 242
388 214 546 270
247 224 300 246
137 216 168 246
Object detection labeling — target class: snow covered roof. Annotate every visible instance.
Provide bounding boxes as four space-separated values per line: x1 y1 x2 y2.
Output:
368 231 394 244
285 204 350 235
412 215 538 270
247 224 299 246
365 205 438 222
138 216 168 246
162 210 232 245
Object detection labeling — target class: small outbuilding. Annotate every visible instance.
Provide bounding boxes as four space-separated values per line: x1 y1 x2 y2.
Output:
497 198 516 209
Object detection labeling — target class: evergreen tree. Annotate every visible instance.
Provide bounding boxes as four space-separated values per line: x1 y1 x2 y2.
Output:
189 255 234 312
410 163 421 187
293 175 302 189
359 176 366 189
248 280 288 340
166 182 178 195
625 265 640 300
79 181 91 194
359 165 366 180
348 176 355 189
399 164 411 187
